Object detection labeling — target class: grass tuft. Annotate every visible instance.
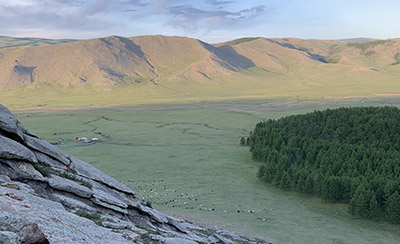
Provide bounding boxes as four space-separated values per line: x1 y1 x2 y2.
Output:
33 163 54 177
58 172 93 189
75 210 102 226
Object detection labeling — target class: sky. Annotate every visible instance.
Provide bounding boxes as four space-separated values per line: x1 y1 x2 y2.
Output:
0 0 399 43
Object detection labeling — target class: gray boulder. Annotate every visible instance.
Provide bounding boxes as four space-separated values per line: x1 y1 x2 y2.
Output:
150 234 198 244
0 183 131 244
24 134 70 166
14 161 46 182
48 175 93 198
213 233 235 244
0 160 44 182
91 197 129 214
0 105 25 142
0 212 49 244
54 194 96 213
92 188 128 209
217 229 251 242
0 135 37 163
69 155 135 195
139 205 169 223
91 180 140 208
0 231 21 244
167 216 188 233
0 175 11 183
34 151 68 170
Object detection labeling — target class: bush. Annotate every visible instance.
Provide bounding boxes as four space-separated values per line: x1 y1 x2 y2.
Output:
324 54 342 63
33 163 53 177
75 210 102 226
58 172 92 189
145 201 152 208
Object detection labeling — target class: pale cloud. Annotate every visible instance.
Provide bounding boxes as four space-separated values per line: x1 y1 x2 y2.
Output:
0 0 268 40
205 0 233 5
165 4 265 33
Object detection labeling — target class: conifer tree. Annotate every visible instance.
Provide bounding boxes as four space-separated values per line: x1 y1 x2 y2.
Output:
386 192 400 223
250 106 400 223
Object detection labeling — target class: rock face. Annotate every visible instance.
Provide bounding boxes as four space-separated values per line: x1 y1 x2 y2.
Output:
0 104 274 244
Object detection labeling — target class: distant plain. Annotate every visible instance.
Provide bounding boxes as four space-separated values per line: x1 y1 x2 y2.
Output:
15 98 400 244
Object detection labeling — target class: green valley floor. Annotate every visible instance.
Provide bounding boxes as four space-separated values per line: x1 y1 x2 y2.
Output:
15 98 400 244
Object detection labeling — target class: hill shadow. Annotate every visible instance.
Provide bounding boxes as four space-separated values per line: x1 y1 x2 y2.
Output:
100 36 144 57
100 36 156 71
200 41 255 71
266 39 327 63
113 36 145 58
13 62 36 83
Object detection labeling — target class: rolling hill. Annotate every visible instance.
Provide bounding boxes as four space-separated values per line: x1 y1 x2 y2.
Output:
334 38 379 43
0 36 76 49
1 35 400 109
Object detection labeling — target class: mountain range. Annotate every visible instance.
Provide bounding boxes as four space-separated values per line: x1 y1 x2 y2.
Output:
1 35 400 109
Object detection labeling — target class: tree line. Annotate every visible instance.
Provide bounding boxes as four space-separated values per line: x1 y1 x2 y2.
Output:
245 106 400 223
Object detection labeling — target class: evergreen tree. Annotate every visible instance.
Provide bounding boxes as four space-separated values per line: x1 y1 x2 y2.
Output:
304 176 314 194
279 171 291 190
368 195 380 220
249 106 400 223
386 191 400 223
240 137 246 146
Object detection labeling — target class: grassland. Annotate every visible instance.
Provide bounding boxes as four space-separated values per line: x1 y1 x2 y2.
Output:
3 63 400 112
346 40 392 51
218 37 260 47
14 98 400 244
2 35 400 111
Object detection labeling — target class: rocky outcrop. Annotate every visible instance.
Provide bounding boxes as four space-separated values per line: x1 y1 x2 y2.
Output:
0 104 274 244
0 213 49 244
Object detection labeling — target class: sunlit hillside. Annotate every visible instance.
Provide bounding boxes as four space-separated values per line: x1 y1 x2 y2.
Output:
1 36 400 109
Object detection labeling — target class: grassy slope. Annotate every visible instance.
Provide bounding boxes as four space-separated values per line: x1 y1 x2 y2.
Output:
15 100 400 244
1 37 400 110
3 65 397 110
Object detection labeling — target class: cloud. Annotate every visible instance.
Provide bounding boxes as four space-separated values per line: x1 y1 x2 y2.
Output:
0 0 114 31
233 5 265 19
0 0 267 39
205 0 233 5
164 4 265 33
120 0 148 7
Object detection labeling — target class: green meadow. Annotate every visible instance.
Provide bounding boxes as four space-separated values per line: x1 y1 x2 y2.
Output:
15 99 400 244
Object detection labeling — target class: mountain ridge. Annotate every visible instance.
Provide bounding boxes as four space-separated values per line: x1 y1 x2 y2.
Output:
1 35 400 109
0 36 76 49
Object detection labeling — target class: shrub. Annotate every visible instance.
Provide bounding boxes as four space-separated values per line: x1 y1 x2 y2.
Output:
33 163 53 177
58 172 92 189
75 210 102 226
